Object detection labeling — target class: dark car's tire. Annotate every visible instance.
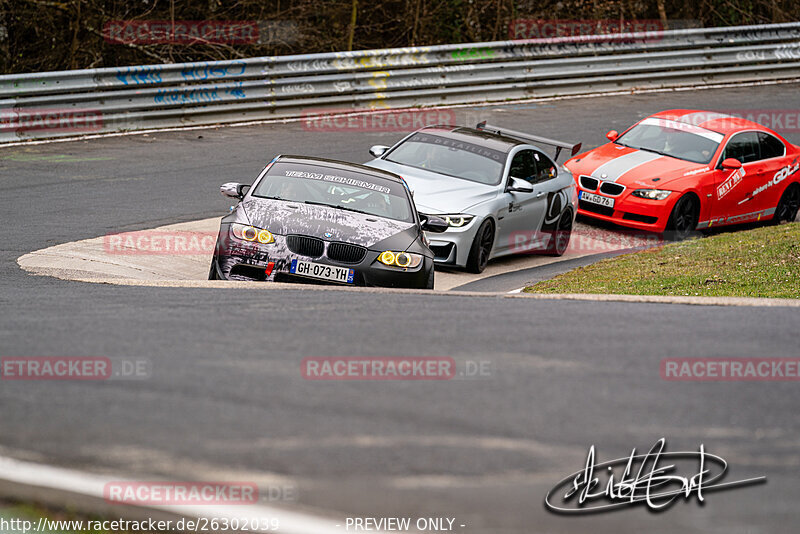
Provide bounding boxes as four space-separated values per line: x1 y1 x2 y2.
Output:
546 209 573 256
208 256 220 280
425 264 435 290
466 219 494 274
665 194 700 241
772 183 800 224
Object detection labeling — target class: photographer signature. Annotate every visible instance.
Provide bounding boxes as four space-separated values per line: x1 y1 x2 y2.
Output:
545 438 765 514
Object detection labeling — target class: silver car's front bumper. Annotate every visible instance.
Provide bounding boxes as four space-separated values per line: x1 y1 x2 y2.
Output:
425 218 481 268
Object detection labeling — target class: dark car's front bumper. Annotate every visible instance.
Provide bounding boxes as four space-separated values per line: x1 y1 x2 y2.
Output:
211 227 432 289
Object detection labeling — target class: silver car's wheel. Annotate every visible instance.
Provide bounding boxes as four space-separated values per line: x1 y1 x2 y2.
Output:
466 219 494 274
546 210 573 257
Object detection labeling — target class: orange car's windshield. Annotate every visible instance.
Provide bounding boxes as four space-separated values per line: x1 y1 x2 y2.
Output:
616 118 724 164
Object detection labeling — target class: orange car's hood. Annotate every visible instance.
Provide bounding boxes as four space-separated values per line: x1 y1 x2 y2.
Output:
567 144 710 188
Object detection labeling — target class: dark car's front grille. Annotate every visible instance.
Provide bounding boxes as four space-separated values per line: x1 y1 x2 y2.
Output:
229 264 268 281
599 182 625 196
579 175 599 190
327 242 367 264
579 200 615 217
286 235 324 257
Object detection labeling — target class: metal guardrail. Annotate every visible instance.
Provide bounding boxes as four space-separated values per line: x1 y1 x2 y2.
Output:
2 23 800 143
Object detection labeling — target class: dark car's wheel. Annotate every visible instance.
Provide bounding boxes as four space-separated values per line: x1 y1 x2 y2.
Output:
425 264 435 289
666 194 699 241
773 183 800 224
546 209 573 256
208 256 220 280
466 219 494 273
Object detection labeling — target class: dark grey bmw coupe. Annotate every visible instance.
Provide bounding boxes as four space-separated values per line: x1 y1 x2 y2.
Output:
209 155 447 289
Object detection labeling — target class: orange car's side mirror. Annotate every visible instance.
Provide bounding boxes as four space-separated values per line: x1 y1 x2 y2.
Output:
720 158 742 170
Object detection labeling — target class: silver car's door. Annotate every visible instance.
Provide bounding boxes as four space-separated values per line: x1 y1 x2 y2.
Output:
494 148 549 256
528 149 569 251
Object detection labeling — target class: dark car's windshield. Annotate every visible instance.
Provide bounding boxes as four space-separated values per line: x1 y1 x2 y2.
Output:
252 162 414 222
616 117 724 164
385 132 506 185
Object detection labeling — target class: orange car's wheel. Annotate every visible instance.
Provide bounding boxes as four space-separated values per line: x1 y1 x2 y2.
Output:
773 183 800 224
666 194 699 241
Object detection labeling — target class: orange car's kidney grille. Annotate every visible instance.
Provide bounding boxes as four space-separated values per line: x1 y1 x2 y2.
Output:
599 182 625 196
579 175 599 190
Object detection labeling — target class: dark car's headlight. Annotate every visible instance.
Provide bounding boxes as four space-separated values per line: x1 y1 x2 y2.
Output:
231 223 275 244
378 251 423 268
631 189 672 200
440 214 474 227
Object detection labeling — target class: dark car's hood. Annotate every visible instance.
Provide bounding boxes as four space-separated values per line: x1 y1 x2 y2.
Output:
240 197 415 248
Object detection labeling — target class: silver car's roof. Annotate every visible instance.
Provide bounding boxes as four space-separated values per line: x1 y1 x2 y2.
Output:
415 126 523 153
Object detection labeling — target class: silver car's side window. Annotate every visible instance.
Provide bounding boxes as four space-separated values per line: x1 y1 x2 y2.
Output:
508 150 536 183
531 150 558 184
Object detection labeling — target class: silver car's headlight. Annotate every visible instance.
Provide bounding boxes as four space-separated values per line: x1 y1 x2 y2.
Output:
440 214 474 227
631 189 672 200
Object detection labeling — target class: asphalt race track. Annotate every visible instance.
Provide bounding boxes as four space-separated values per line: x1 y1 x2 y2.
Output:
2 84 800 533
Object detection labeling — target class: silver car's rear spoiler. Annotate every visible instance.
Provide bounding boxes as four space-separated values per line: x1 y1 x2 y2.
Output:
475 121 582 162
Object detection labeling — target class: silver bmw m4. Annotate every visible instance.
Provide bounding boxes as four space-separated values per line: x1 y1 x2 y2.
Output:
365 122 582 273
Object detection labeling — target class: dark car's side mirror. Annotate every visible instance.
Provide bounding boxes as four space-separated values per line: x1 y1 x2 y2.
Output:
507 177 535 194
421 215 448 233
606 130 619 142
221 182 248 199
369 145 390 158
720 157 743 170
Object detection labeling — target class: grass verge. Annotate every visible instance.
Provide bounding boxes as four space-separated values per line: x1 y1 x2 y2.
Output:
525 223 800 299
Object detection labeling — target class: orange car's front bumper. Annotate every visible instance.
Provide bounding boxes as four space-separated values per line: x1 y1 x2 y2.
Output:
577 189 678 233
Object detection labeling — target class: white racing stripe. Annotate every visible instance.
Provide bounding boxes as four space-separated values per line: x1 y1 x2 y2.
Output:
589 150 663 182
0 455 362 534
